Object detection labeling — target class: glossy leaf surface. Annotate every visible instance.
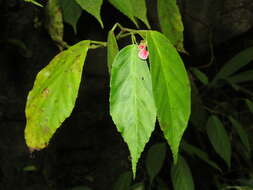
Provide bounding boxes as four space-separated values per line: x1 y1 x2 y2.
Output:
157 0 184 50
146 143 166 185
59 0 82 33
25 40 90 150
147 31 191 163
110 45 156 177
75 0 103 27
171 156 195 190
206 115 231 167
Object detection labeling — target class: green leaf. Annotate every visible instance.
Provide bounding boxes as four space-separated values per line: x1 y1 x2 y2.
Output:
25 40 90 150
191 68 209 85
213 47 253 83
157 0 184 50
107 29 119 75
110 45 157 177
147 31 191 163
226 70 253 84
131 0 150 28
229 117 250 152
59 0 82 33
113 171 132 190
245 99 253 114
206 115 231 167
75 0 103 28
23 165 37 172
182 141 221 171
108 0 137 26
108 0 150 28
146 143 167 185
24 0 43 7
171 155 195 190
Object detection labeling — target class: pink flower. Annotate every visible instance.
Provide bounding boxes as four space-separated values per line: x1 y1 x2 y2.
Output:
138 49 149 60
138 41 149 60
138 44 146 50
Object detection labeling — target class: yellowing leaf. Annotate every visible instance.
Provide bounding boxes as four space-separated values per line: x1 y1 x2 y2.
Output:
25 40 90 150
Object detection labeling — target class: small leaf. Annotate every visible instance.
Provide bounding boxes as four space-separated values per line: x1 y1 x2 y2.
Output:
113 171 132 190
107 29 119 75
182 141 221 171
146 143 166 185
108 0 150 28
147 31 191 163
206 115 231 167
110 45 157 177
191 68 209 85
23 165 37 172
75 0 103 28
226 70 253 84
245 99 253 114
171 155 195 190
25 40 90 150
157 0 184 50
213 47 253 83
59 0 82 33
24 0 43 7
229 117 250 152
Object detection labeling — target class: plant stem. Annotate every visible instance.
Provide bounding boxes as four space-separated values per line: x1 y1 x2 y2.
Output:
89 24 145 50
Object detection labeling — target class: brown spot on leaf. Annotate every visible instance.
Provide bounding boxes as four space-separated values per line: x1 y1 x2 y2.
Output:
42 88 49 97
43 126 50 134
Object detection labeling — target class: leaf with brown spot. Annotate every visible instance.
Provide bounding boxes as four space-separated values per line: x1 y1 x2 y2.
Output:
25 40 90 150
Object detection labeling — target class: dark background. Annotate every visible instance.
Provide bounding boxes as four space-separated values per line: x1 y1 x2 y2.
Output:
0 0 253 189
